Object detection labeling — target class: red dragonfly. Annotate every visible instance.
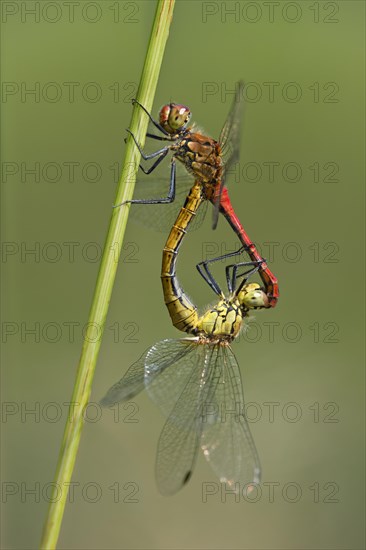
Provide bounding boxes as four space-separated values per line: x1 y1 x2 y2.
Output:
119 82 279 307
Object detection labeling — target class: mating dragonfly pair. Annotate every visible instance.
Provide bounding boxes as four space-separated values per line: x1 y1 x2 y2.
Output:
101 82 279 495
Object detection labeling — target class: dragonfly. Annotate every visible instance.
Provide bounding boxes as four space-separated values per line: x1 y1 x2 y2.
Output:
119 81 279 307
101 257 265 495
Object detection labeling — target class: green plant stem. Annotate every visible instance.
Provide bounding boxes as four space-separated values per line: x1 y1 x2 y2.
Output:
39 1 175 547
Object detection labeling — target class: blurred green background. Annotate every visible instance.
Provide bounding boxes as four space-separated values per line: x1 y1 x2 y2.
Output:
1 1 364 548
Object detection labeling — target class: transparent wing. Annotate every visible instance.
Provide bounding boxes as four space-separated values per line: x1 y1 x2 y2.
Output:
129 172 208 233
212 81 244 228
200 345 261 491
219 80 244 175
99 339 194 406
144 338 200 417
149 344 222 495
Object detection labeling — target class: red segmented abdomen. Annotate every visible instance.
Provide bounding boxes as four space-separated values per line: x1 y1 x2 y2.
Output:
217 187 279 307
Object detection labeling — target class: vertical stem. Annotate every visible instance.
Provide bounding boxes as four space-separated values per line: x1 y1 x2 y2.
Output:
40 1 175 548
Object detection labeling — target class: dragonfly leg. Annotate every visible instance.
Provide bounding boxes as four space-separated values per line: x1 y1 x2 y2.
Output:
126 129 170 161
196 262 223 297
196 245 249 295
138 149 169 175
123 132 171 145
115 159 177 207
197 246 264 294
229 260 265 295
146 132 173 142
197 246 249 293
132 99 170 135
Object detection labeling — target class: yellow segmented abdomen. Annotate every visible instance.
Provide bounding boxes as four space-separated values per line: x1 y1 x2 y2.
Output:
161 181 203 334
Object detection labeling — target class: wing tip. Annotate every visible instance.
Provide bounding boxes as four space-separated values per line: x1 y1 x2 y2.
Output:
183 470 192 486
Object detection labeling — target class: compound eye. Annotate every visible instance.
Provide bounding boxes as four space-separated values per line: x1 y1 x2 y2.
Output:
246 290 268 308
169 105 190 130
159 104 171 127
238 283 269 309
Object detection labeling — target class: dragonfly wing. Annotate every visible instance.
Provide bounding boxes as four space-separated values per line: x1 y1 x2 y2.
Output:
99 339 193 406
219 80 244 173
129 173 208 233
200 345 261 491
99 349 148 406
145 339 200 417
212 81 244 228
153 344 221 495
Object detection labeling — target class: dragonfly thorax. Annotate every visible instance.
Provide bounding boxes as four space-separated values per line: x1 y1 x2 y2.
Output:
196 299 243 341
159 103 191 134
173 132 222 188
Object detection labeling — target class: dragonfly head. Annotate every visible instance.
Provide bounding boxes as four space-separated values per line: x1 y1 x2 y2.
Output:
237 283 269 310
159 103 191 134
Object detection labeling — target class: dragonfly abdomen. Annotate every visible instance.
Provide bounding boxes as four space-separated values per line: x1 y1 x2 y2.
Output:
161 182 204 334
